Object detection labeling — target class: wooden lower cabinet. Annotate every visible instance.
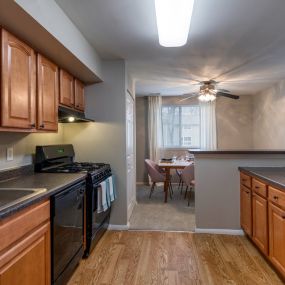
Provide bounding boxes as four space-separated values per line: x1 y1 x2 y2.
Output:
240 171 285 279
252 193 268 254
0 201 50 285
240 185 252 236
269 202 285 277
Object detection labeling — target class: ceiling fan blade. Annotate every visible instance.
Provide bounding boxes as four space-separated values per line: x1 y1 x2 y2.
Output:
216 88 230 93
178 93 199 102
216 92 240 100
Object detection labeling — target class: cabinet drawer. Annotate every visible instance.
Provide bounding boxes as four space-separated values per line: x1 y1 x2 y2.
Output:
0 200 50 252
268 187 285 210
240 172 251 188
252 178 267 198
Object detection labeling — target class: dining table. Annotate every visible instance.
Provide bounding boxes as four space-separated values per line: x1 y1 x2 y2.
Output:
158 160 193 203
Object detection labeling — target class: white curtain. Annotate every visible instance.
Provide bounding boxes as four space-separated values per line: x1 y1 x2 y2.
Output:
148 96 162 162
200 101 217 150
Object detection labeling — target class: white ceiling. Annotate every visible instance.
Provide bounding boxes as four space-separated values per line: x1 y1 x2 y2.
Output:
56 0 285 96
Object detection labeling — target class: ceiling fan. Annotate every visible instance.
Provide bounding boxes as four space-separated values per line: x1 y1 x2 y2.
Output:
179 80 240 102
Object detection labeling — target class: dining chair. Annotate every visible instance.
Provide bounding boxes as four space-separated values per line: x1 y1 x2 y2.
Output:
176 169 184 194
145 159 173 199
181 163 195 206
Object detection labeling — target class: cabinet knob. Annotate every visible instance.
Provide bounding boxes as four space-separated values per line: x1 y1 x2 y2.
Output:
30 123 36 128
39 123 45 128
273 196 279 200
255 186 260 189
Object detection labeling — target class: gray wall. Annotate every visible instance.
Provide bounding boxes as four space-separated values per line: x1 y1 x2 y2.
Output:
136 97 149 183
253 79 285 148
216 96 253 149
0 125 64 170
136 95 254 183
63 60 129 226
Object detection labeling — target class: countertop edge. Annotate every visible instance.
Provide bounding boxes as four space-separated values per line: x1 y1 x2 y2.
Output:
239 167 285 191
188 150 285 155
0 174 87 220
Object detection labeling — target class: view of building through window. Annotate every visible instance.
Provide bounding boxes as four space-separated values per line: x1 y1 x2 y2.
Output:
161 105 200 148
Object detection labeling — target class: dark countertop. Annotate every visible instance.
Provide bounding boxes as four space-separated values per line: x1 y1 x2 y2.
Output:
0 172 87 220
188 149 285 155
239 167 285 191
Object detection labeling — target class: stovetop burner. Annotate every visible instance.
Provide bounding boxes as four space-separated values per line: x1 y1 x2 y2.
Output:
48 162 108 173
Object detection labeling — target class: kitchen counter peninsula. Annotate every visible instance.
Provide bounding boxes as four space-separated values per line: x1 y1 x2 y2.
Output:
188 149 285 233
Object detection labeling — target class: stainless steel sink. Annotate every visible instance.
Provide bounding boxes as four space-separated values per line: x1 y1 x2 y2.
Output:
0 188 47 210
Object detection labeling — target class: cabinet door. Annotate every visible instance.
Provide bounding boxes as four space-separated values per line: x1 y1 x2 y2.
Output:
74 79 85 111
269 202 285 277
37 54 58 131
240 185 252 236
252 193 268 254
1 29 36 129
0 222 50 285
59 69 74 108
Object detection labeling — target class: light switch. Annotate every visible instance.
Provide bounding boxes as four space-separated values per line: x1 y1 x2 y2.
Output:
7 147 13 161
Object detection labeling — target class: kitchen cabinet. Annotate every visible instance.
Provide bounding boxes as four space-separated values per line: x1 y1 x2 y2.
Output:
240 184 252 236
37 54 58 131
1 29 36 129
240 171 285 279
74 79 85 111
0 200 50 285
59 69 74 108
252 192 268 254
269 202 285 277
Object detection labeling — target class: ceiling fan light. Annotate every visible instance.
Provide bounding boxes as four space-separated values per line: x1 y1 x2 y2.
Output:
155 0 195 47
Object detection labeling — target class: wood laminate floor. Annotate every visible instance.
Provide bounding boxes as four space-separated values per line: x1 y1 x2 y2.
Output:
68 231 284 285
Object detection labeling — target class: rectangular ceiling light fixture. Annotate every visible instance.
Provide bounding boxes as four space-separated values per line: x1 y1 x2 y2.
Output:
155 0 195 47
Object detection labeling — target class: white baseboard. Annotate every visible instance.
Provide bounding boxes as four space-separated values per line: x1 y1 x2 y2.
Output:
108 222 130 230
195 228 244 235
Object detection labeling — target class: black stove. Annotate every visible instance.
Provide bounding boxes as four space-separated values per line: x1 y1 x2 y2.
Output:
35 144 113 263
35 144 111 183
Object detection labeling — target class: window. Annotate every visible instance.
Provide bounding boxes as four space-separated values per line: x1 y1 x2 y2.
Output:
161 105 200 148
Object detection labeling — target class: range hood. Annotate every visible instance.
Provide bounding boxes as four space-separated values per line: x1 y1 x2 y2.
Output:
58 106 94 123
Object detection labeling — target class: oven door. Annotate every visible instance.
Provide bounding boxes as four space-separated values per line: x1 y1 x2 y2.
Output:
92 177 112 233
51 181 85 284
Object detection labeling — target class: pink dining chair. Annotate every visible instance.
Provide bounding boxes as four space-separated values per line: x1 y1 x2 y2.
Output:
181 163 195 206
145 159 173 199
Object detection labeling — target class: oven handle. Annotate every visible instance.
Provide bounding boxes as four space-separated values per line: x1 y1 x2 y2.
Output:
92 174 112 188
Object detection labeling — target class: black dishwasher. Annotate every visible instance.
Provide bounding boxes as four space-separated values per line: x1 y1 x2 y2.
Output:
51 180 85 285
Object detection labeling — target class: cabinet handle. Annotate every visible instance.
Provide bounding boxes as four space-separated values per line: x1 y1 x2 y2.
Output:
39 123 45 128
255 186 260 189
30 123 36 128
245 190 250 194
273 196 279 200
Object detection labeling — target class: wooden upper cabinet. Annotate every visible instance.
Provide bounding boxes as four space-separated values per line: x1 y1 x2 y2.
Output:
240 184 252 236
37 54 58 131
59 69 74 108
74 79 85 111
1 29 36 129
269 202 285 277
252 193 268 255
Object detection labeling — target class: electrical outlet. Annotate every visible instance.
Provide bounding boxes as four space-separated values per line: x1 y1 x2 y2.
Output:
7 147 13 161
